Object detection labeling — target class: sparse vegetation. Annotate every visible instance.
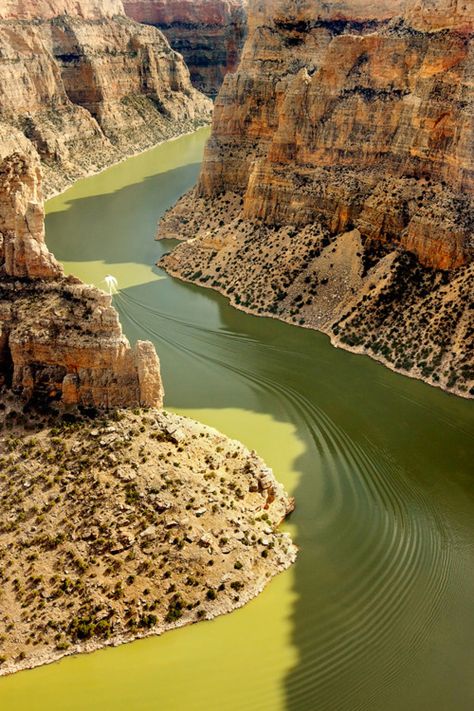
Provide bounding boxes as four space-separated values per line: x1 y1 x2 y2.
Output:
0 405 295 676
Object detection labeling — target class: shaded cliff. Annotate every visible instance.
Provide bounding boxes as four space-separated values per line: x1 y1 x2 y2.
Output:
0 152 163 410
0 1 212 196
158 0 473 397
123 0 247 96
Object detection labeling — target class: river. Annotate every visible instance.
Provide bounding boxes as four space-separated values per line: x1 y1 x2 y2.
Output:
1 127 473 710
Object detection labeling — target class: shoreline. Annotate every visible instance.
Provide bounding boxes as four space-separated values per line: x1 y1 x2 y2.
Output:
1 551 295 678
44 122 212 202
159 261 471 401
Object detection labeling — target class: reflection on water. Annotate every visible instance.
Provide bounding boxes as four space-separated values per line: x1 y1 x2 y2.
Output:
1 127 473 711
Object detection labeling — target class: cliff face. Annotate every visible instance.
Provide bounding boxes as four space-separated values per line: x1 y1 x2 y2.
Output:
158 0 473 397
198 0 473 270
0 0 124 20
0 153 163 410
0 2 212 196
123 0 247 96
0 154 62 280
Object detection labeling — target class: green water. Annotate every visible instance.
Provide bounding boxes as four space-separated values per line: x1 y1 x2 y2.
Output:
1 127 473 710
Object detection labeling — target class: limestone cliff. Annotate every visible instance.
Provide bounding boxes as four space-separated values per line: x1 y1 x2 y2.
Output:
123 0 247 96
0 1 212 196
0 153 163 409
158 0 473 397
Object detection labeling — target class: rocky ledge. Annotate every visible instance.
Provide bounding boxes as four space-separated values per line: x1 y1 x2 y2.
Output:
157 0 473 398
0 406 296 676
0 152 163 410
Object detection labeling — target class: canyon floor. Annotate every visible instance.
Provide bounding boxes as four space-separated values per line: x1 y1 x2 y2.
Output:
0 403 295 676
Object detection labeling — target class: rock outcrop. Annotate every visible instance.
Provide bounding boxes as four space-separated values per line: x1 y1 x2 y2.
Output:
123 0 247 96
0 1 212 196
158 0 473 397
0 153 164 409
0 154 62 280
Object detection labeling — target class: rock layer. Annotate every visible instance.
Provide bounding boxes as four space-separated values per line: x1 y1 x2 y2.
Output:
0 153 163 410
158 0 473 397
0 154 61 279
0 2 212 196
0 0 124 20
123 0 247 96
198 0 473 270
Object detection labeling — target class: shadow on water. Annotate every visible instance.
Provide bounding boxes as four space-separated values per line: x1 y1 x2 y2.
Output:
47 164 201 268
116 274 474 711
38 134 474 710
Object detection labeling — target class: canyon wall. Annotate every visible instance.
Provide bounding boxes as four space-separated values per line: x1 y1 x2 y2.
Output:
158 0 473 397
198 0 473 270
0 1 124 20
0 152 163 410
123 0 247 96
0 1 212 196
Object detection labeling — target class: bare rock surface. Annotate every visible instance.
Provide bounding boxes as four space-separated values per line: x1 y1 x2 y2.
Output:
0 1 124 20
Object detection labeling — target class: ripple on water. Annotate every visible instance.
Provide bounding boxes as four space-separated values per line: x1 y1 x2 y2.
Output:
115 288 454 709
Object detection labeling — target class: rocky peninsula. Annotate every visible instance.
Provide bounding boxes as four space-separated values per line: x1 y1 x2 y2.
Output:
0 405 295 676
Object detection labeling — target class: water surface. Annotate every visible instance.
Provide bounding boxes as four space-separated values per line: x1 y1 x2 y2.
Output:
1 127 473 710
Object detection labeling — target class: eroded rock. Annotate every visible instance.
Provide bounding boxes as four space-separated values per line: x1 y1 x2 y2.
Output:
0 152 163 409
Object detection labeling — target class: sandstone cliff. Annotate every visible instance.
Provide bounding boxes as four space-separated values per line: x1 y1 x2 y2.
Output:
0 1 212 196
158 0 473 398
123 0 247 96
0 153 164 409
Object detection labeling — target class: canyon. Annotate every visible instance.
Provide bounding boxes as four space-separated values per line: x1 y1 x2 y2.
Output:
0 2 472 703
0 0 212 197
158 0 473 398
123 0 248 96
